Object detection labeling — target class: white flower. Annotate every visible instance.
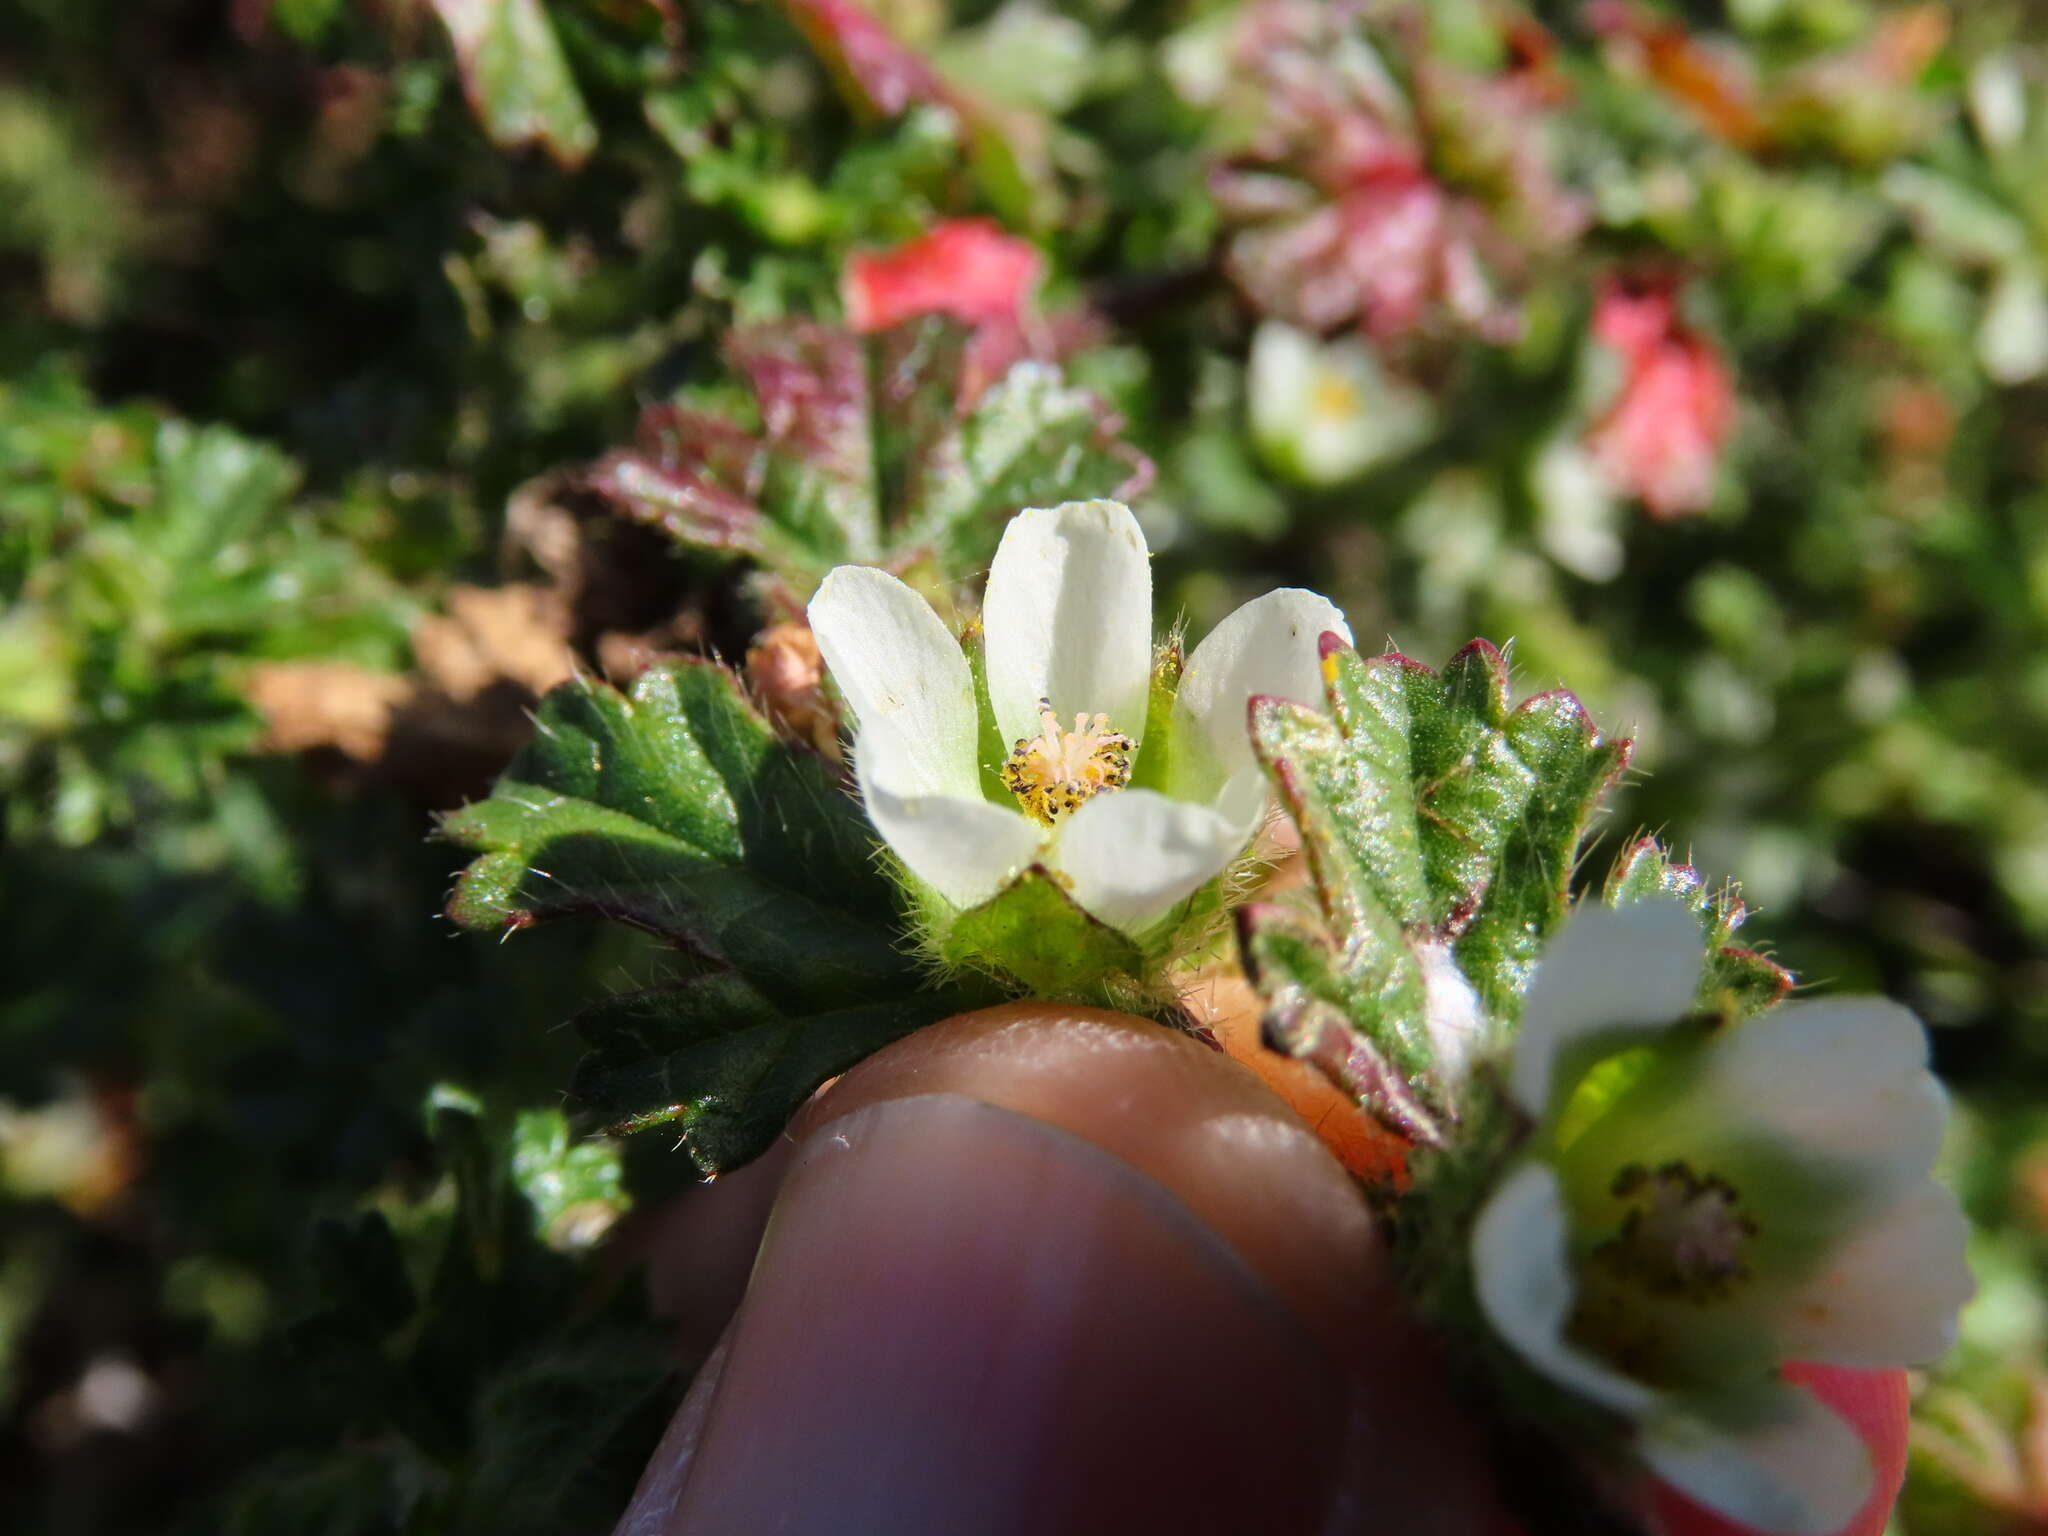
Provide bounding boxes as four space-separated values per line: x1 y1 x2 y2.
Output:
1472 898 1972 1535
807 499 1349 935
1249 320 1435 486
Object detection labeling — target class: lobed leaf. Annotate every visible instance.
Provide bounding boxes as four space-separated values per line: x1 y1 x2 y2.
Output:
441 658 977 1170
588 317 1147 600
1604 837 1793 1020
1242 638 1631 1134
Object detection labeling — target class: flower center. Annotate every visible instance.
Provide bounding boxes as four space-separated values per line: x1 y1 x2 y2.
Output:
1311 370 1362 421
1000 699 1135 826
1593 1160 1757 1303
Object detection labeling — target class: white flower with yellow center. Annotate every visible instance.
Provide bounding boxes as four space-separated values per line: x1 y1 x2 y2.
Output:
1249 320 1435 487
1473 898 1973 1534
807 499 1349 936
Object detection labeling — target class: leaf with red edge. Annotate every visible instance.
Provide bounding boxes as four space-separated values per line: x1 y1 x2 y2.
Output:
1604 836 1794 1020
1240 637 1632 1135
586 409 766 558
588 317 1149 599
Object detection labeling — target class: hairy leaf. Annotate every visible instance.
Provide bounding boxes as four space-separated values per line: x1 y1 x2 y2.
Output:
572 976 969 1171
1242 638 1631 1134
1604 837 1793 1019
441 659 978 1170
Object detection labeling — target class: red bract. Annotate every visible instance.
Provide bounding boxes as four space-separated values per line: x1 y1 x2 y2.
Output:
1585 282 1734 519
1650 1366 1910 1536
843 220 1043 334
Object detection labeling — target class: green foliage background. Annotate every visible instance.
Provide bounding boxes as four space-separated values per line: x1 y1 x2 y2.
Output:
4 0 2048 1528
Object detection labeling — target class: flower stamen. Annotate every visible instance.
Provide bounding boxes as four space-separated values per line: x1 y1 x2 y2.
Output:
1000 699 1135 825
1595 1160 1758 1302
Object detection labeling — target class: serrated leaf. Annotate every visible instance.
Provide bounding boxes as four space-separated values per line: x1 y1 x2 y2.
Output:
589 318 1147 600
571 975 972 1172
440 659 911 1002
440 659 980 1170
940 868 1146 999
1243 639 1630 1131
1604 837 1793 1020
430 0 598 169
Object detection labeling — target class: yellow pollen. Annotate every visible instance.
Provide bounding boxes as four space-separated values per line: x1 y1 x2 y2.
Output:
1311 371 1361 420
1000 699 1135 825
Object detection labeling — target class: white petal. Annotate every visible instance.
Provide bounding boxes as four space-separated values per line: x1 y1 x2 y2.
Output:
1471 1162 1659 1417
1773 1181 1974 1368
983 501 1153 750
809 565 979 799
1510 898 1705 1119
1050 788 1248 935
855 745 1042 909
1641 1389 1871 1536
1176 587 1351 787
1693 997 1947 1203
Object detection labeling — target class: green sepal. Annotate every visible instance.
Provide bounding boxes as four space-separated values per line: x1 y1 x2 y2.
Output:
1604 837 1794 1020
939 868 1147 1003
1126 638 1187 796
961 621 1015 803
1242 638 1631 1131
440 658 983 1172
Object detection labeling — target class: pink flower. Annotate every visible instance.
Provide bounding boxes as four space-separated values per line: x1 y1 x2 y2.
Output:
1585 282 1735 519
843 220 1044 334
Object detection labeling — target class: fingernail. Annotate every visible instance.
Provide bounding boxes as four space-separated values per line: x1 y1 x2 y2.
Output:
663 1092 1348 1536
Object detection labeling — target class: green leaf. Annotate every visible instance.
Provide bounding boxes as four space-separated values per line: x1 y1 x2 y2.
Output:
461 1332 674 1536
441 659 979 1171
589 319 1148 601
571 975 971 1172
940 868 1146 1000
1604 837 1793 1020
429 0 599 169
508 1109 629 1251
1242 639 1631 1131
441 659 910 999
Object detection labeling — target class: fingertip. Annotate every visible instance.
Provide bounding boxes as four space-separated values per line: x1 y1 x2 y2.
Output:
800 1003 1389 1353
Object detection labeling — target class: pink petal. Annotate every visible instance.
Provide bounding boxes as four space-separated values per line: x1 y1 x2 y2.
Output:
844 220 1045 335
1648 1366 1910 1536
